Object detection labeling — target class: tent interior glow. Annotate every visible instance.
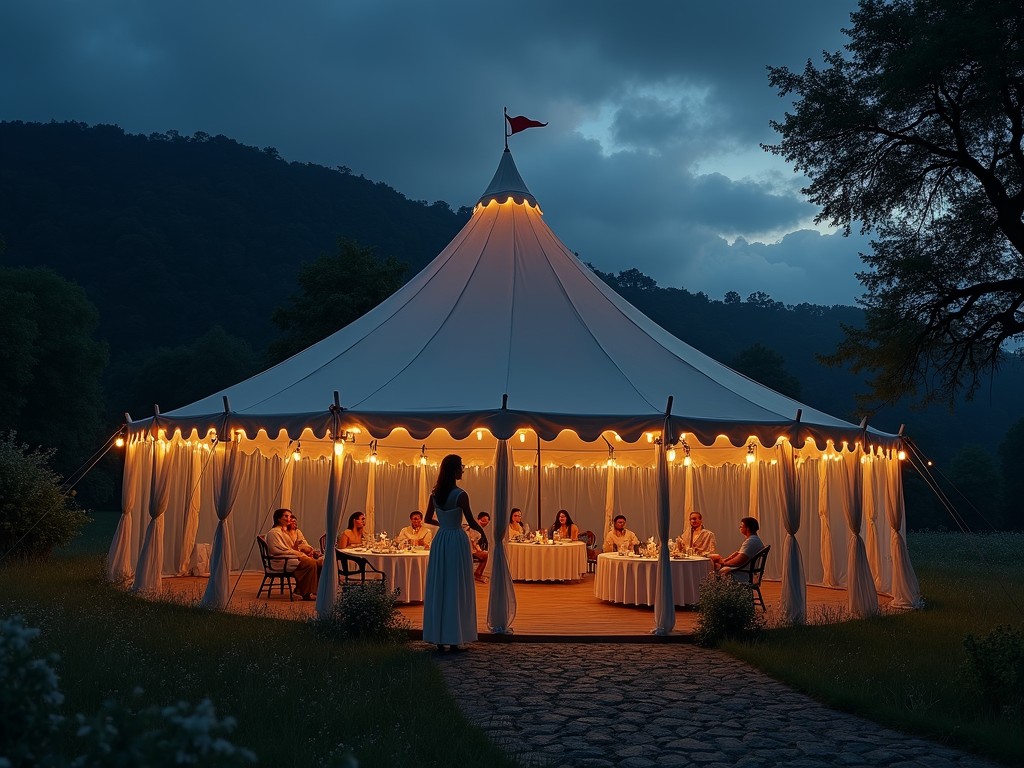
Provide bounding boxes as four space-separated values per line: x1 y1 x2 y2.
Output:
107 147 922 630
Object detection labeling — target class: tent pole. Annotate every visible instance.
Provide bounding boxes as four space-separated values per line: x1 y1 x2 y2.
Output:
536 433 542 532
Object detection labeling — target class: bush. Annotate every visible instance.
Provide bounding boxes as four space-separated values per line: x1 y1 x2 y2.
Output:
313 582 411 644
962 624 1023 721
0 615 256 767
695 572 761 647
0 614 65 767
0 431 89 561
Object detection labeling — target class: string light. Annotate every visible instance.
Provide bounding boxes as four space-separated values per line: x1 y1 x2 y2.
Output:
519 431 526 443
682 441 692 467
370 440 378 464
477 429 483 440
746 442 756 465
292 443 302 462
420 445 427 466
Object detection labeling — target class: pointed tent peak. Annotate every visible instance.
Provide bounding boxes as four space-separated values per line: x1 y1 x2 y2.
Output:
476 148 538 208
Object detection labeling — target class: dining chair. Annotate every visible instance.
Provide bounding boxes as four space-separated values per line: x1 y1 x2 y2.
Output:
579 530 598 573
256 535 297 601
733 545 771 610
336 549 387 590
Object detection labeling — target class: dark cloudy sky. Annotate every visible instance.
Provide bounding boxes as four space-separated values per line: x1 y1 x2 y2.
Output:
1 0 869 306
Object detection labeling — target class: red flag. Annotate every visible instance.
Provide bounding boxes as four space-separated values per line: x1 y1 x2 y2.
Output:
505 114 548 135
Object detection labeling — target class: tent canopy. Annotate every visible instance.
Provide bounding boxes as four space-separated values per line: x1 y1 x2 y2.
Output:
132 149 894 452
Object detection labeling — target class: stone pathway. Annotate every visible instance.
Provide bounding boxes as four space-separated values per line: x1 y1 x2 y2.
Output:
425 642 1002 768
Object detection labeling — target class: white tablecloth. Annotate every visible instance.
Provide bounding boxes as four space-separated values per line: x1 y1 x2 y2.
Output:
594 552 712 606
341 548 430 603
506 541 587 582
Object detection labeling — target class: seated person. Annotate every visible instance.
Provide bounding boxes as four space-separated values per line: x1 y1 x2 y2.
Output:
397 510 432 548
507 507 530 539
603 514 640 553
337 511 366 549
266 508 320 601
710 516 765 582
675 511 717 555
286 513 320 557
466 511 490 583
547 509 579 542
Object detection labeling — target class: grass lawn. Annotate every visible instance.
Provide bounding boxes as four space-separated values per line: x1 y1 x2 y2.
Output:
725 531 1023 766
0 511 518 768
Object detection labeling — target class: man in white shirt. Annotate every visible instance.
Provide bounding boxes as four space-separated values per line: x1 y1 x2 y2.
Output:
265 508 321 600
397 510 432 548
603 514 640 553
675 511 717 555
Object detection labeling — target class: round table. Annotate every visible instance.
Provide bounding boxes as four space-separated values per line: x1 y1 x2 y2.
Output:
506 540 587 582
594 552 712 606
341 548 430 603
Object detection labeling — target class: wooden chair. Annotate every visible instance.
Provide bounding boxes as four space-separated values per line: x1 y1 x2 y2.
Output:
579 530 598 573
732 545 771 610
256 535 297 601
336 549 387 590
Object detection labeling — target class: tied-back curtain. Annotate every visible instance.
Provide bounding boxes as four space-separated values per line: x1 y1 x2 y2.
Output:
885 452 923 608
779 440 806 624
316 452 354 615
365 459 377 536
653 432 674 635
131 438 172 593
418 460 429 513
845 447 879 617
603 465 615 539
107 438 142 582
862 460 883 590
487 440 516 633
200 436 243 609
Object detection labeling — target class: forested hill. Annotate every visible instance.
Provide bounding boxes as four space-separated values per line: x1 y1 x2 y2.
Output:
0 120 468 355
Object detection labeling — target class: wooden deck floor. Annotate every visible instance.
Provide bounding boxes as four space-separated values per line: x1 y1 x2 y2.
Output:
161 572 885 641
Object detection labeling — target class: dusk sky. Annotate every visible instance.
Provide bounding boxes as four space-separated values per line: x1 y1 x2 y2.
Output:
1 1 869 307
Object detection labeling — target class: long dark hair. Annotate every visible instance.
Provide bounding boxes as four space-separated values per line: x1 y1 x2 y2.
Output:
549 508 574 535
346 511 364 530
432 454 462 506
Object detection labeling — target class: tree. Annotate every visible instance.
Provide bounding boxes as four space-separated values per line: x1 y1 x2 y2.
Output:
730 343 803 399
0 266 108 475
267 239 407 363
764 0 1024 409
996 416 1024 530
723 291 741 305
938 443 1004 530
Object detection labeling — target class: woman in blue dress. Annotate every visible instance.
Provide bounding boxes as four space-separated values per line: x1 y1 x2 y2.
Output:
423 454 485 652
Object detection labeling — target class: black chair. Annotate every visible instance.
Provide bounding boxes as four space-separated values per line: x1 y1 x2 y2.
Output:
336 549 387 590
256 535 297 601
579 530 598 573
732 545 771 610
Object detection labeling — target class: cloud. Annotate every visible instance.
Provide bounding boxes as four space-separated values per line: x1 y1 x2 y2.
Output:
0 0 866 305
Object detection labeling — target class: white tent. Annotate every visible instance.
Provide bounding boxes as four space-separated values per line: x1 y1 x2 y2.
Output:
108 148 922 630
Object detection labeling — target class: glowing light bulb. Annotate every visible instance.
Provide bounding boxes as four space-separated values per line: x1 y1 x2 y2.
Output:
667 448 676 461
420 454 427 466
519 431 526 443
292 449 301 462
897 450 906 460
646 432 653 443
746 453 755 464
683 455 692 467
115 436 125 447
334 442 344 456
476 429 483 440
370 453 378 464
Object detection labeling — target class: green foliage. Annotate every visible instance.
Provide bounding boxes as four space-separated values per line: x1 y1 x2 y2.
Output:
962 624 1023 721
997 417 1024 530
267 238 407 363
694 573 761 647
313 581 411 644
0 432 89 561
937 443 1004 530
0 266 107 474
766 0 1024 408
730 343 802 399
114 325 259 415
0 615 64 768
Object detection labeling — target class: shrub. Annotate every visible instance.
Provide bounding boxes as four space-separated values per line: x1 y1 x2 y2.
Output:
71 693 257 767
962 624 1023 721
695 572 761 647
0 431 89 561
313 582 411 644
0 614 65 768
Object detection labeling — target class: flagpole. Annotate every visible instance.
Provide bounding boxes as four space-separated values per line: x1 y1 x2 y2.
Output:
504 106 509 151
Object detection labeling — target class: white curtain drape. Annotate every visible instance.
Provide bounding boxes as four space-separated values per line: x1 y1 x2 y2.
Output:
365 459 377 536
316 451 354 615
817 459 837 586
603 465 615 539
845 447 879 617
653 433 674 635
200 436 243 609
175 444 205 575
885 453 923 608
107 438 142 582
131 439 172 593
487 440 516 633
779 441 806 624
